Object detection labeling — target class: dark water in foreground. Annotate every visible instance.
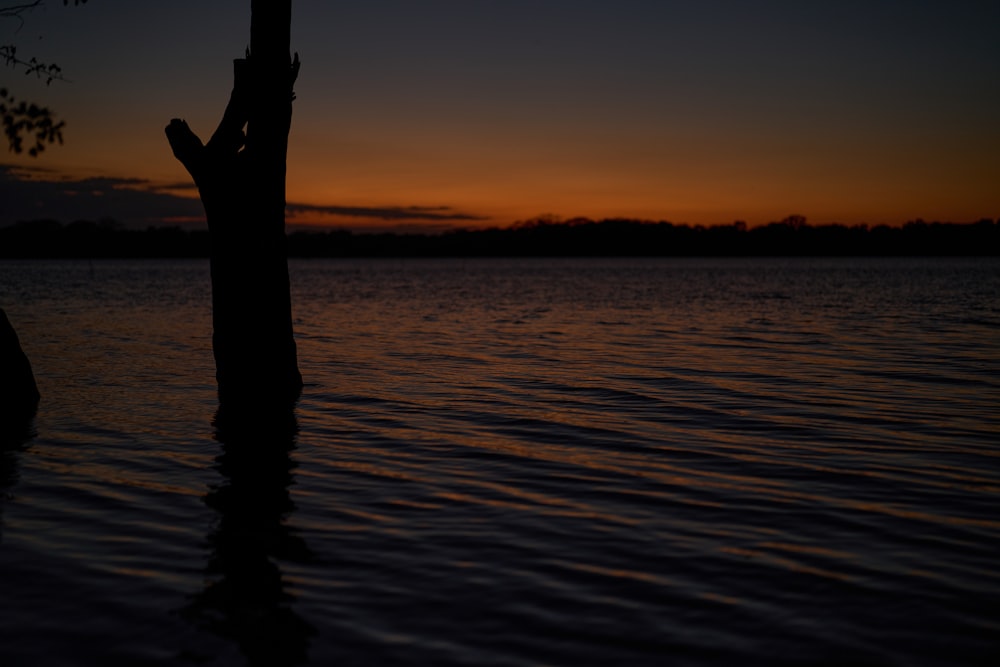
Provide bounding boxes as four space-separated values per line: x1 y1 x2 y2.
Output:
0 257 998 666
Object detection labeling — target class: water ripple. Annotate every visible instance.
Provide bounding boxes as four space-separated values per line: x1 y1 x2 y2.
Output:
0 258 998 665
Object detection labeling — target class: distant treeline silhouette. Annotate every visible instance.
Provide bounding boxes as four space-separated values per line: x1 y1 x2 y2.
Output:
1 216 997 258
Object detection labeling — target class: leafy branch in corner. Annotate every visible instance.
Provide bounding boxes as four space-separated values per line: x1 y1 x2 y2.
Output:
0 0 87 154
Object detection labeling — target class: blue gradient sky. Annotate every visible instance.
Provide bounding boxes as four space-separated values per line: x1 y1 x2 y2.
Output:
2 0 998 229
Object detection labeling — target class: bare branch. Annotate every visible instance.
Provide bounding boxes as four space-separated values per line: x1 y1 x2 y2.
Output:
0 45 67 83
0 2 44 19
0 1 88 30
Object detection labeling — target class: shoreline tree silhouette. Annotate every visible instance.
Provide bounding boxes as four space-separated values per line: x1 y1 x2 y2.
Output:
166 0 303 413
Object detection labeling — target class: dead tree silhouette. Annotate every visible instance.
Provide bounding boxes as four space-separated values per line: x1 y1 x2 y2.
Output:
166 1 303 413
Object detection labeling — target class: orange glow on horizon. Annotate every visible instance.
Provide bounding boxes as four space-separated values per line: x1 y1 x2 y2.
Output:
6 103 997 231
2 2 996 232
10 139 997 231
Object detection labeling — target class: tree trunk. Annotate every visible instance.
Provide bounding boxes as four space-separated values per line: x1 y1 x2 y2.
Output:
166 0 302 413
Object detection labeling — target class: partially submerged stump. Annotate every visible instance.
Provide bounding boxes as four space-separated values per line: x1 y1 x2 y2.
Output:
167 47 303 412
0 308 39 424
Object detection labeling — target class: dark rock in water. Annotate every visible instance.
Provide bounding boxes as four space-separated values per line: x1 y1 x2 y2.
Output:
0 308 40 425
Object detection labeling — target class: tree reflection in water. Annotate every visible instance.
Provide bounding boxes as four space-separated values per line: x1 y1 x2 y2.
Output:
182 410 315 666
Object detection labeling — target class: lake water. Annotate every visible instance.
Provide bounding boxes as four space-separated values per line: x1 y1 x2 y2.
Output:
0 257 998 666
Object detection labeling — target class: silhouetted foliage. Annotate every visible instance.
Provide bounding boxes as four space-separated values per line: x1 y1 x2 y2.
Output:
0 87 64 154
0 0 87 154
3 217 997 258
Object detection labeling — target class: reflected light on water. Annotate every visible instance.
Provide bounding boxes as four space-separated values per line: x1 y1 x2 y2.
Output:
0 257 997 665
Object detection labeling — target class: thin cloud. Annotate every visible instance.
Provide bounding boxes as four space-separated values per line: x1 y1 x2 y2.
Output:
0 164 205 226
144 181 200 193
1 164 489 229
286 202 487 222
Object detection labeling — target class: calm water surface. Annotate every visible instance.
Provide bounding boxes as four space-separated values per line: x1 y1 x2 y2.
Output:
0 257 998 666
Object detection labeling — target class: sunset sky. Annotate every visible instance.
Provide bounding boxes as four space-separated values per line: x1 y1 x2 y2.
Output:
2 0 998 230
